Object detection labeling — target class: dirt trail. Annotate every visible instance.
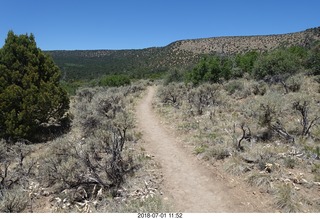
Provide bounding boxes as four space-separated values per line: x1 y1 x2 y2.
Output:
136 86 273 213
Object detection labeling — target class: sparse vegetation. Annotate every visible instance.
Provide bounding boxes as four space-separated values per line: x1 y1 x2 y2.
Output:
1 27 320 212
155 65 320 212
46 27 320 82
274 183 301 213
0 80 167 212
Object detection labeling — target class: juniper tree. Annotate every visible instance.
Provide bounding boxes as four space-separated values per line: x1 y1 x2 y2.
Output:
0 31 69 141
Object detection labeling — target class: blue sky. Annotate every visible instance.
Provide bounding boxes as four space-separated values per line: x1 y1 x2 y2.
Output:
0 0 319 50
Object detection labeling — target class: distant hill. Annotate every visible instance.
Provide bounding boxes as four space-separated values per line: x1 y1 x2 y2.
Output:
46 27 320 81
46 46 200 81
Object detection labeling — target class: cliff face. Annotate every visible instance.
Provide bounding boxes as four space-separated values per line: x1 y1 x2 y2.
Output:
169 27 320 55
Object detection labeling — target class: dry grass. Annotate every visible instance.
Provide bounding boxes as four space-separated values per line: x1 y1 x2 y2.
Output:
0 81 168 213
274 183 301 213
154 73 320 212
246 172 273 193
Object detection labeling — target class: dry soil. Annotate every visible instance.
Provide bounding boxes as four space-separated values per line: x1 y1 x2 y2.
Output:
136 86 275 213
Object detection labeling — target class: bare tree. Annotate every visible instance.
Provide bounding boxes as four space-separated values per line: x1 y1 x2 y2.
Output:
293 101 320 136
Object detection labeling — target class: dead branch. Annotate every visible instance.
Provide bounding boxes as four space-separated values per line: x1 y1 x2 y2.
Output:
237 123 251 152
293 101 320 136
272 121 295 143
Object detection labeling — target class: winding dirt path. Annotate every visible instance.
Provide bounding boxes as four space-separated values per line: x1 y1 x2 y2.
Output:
136 86 272 213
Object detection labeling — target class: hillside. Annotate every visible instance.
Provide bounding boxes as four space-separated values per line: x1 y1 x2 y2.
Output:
170 27 320 54
46 27 320 81
46 47 200 81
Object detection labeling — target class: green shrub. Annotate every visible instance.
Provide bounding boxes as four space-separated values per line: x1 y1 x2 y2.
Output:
274 183 301 212
253 48 301 79
185 55 233 85
0 31 70 141
163 68 184 85
251 81 267 95
0 187 28 213
194 144 208 155
60 80 84 95
283 75 301 93
235 50 259 74
99 74 131 87
306 42 320 75
225 80 244 95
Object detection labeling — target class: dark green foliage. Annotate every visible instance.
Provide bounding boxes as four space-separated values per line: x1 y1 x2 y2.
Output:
183 44 318 87
0 31 69 141
186 55 233 85
46 46 201 81
235 51 259 75
287 46 308 60
306 42 320 75
186 58 209 85
99 74 131 87
252 48 301 79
